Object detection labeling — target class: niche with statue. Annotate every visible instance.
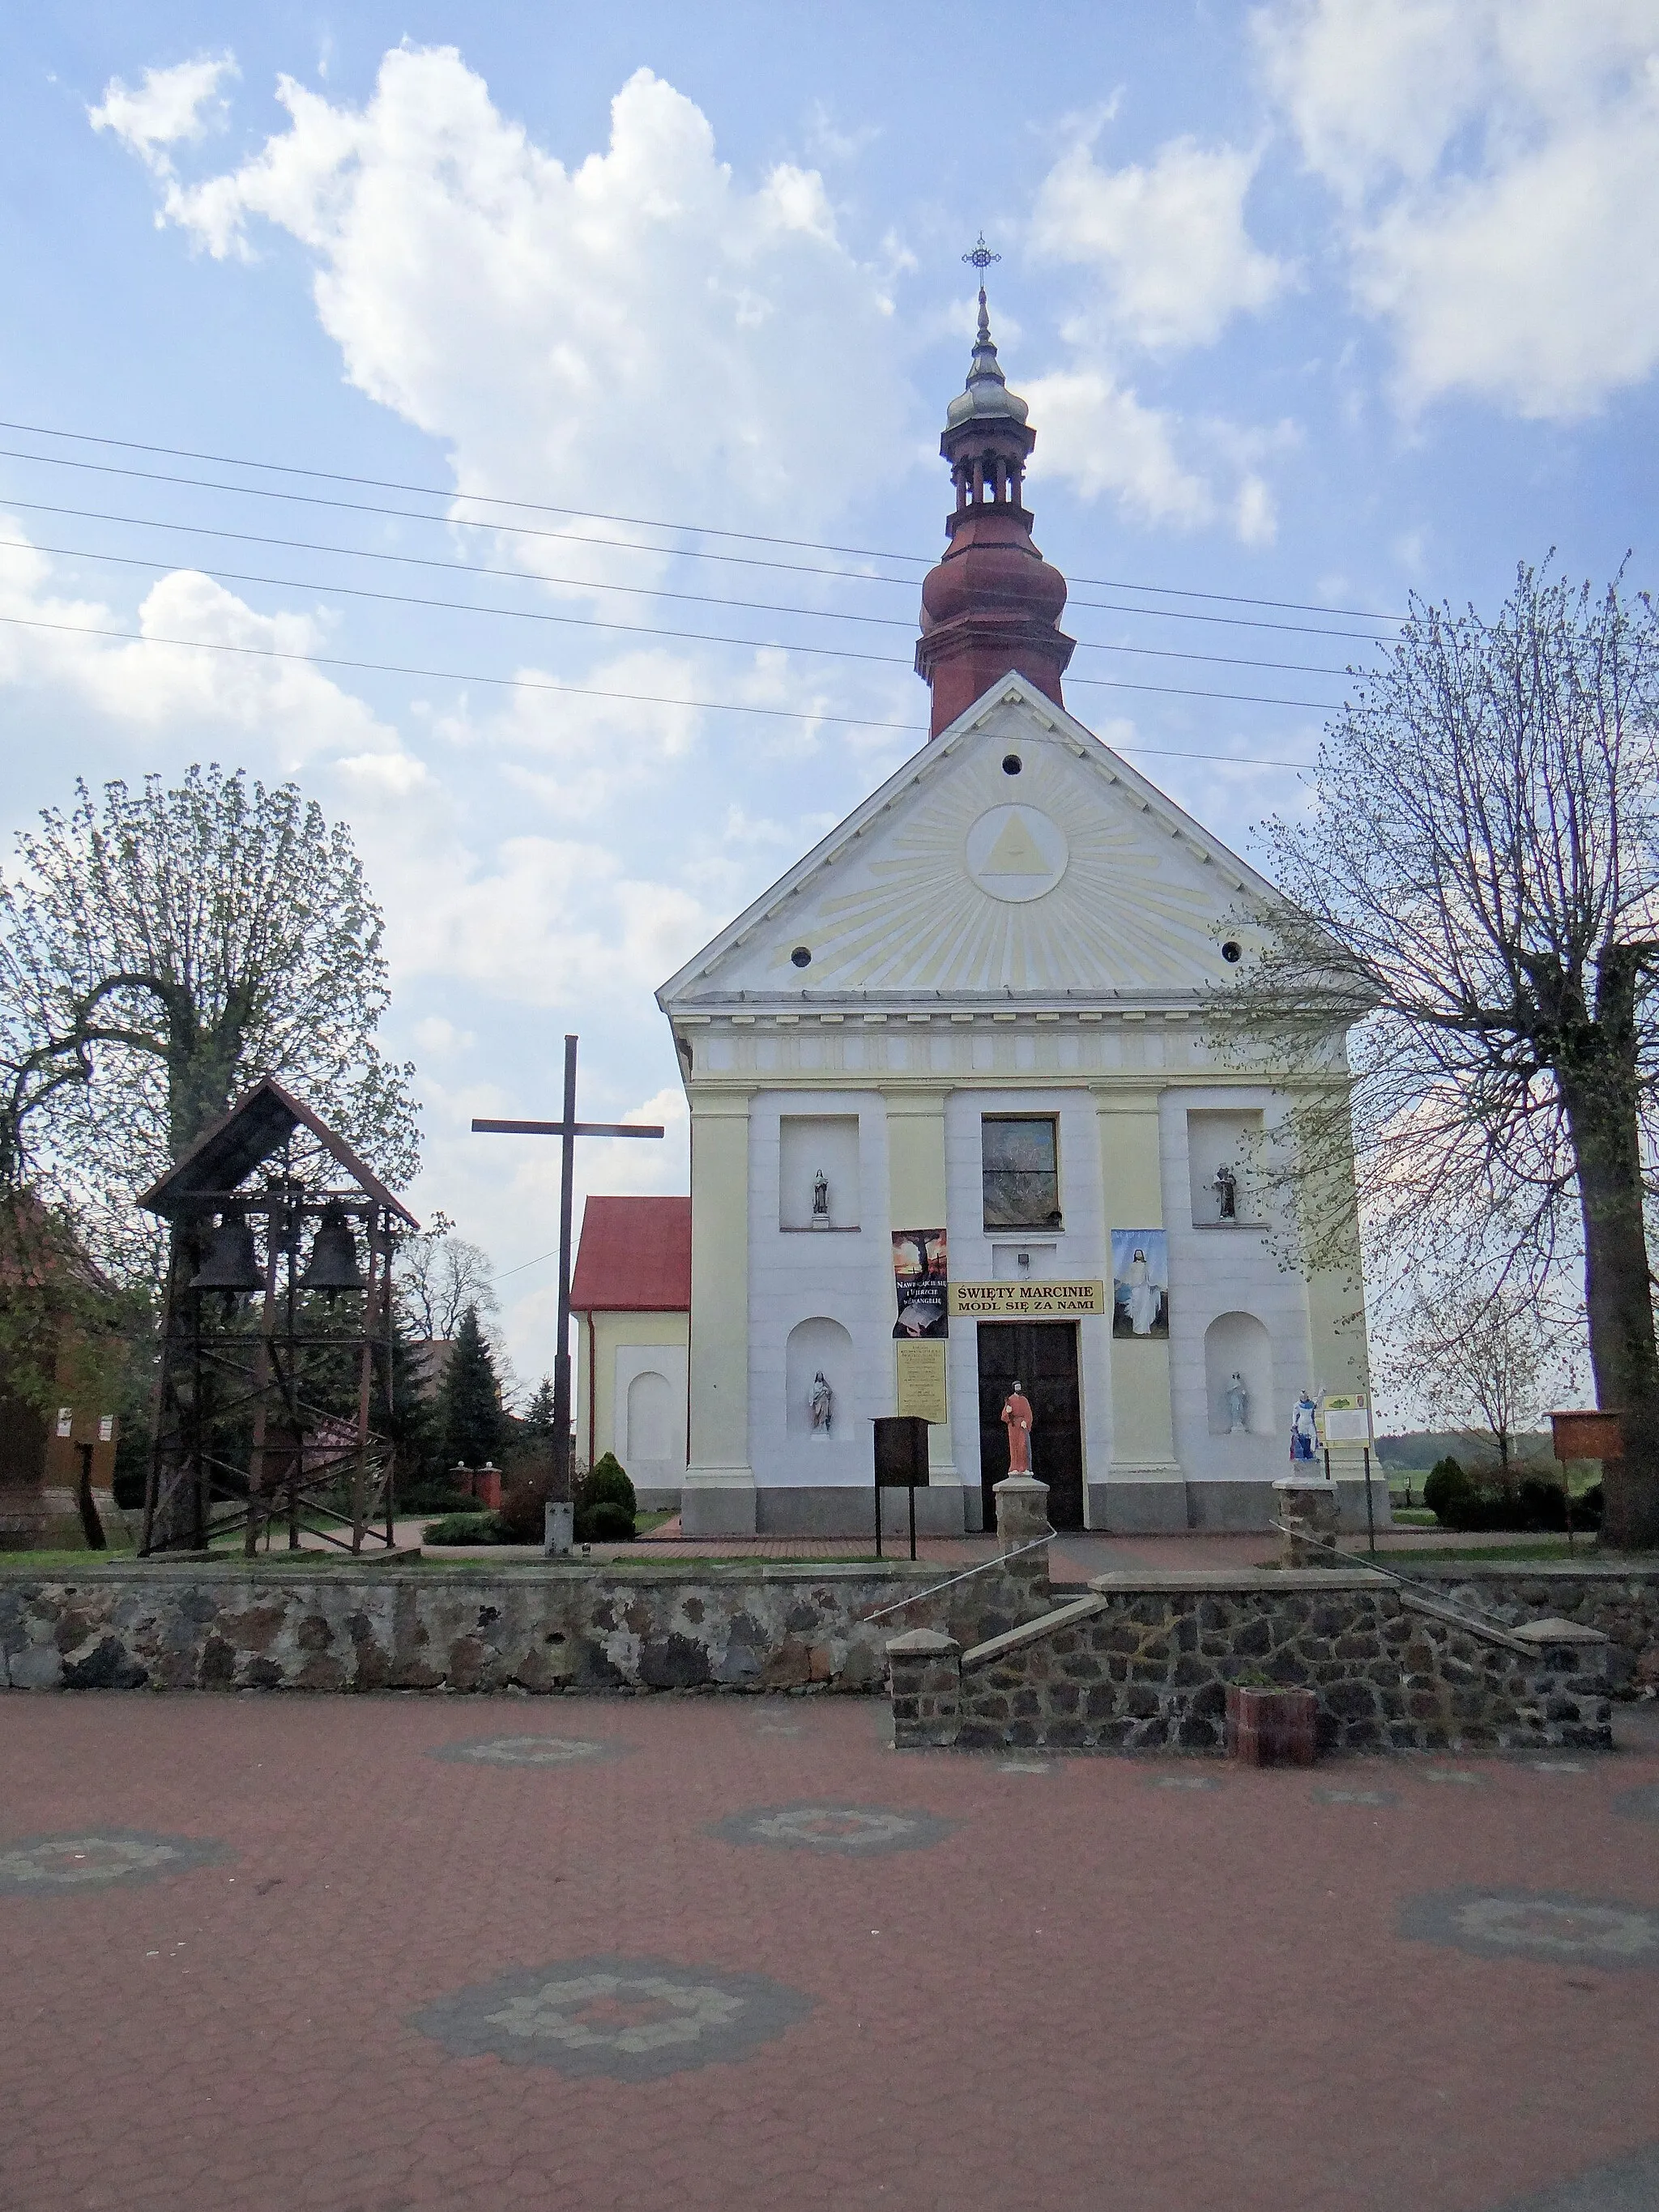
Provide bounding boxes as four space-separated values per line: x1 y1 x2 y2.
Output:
778 1115 860 1231
1203 1311 1273 1438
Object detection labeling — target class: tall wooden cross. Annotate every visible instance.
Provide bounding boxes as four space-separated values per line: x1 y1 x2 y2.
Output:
473 1034 663 1494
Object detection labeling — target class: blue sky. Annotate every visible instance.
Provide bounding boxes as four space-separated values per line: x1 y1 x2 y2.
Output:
3 2 1657 1382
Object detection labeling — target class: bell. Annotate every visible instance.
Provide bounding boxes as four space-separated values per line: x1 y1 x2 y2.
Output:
190 1212 263 1294
300 1201 365 1295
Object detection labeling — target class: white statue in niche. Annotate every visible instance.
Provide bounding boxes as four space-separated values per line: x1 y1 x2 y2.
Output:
811 1168 830 1228
1213 1163 1238 1221
1225 1371 1248 1434
809 1370 834 1438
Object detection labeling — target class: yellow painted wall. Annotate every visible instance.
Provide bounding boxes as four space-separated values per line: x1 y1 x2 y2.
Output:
883 1089 955 1474
575 1309 689 1469
687 1093 753 1477
1095 1093 1177 1471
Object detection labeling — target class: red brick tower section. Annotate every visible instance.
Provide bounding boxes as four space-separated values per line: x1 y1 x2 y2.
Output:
915 278 1075 739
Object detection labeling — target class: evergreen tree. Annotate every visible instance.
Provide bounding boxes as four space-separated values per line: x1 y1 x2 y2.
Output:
522 1375 557 1438
437 1303 505 1471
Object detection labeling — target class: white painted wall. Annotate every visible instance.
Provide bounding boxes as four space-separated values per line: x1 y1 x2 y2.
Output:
1162 1088 1310 1483
747 1091 892 1489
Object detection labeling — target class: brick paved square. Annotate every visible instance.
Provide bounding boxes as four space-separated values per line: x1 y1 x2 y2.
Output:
2 1690 1657 2212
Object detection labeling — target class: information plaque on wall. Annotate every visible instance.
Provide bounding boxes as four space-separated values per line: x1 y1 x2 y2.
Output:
894 1340 948 1424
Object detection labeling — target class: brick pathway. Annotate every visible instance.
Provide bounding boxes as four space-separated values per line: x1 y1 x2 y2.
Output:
2 1690 1657 2211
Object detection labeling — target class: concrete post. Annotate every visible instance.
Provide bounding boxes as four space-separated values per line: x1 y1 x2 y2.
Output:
887 1628 962 1748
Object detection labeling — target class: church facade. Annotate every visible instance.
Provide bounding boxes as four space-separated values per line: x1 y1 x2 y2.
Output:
656 288 1374 1538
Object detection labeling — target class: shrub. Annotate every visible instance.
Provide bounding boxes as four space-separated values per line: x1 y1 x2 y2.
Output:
1576 1481 1605 1528
576 1498 636 1544
497 1447 557 1544
112 1465 147 1511
1422 1456 1470 1524
422 1511 502 1546
581 1452 637 1517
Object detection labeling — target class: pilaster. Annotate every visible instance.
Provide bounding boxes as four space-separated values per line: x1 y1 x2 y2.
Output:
1094 1088 1183 1529
684 1089 756 1533
883 1087 957 1485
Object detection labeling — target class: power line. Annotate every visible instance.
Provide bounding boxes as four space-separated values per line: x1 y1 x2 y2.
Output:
0 537 1361 681
0 612 1329 757
0 484 1392 645
0 416 1411 623
0 439 1403 637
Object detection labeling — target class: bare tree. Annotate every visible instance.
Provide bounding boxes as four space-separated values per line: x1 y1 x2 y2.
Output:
0 765 420 1269
1380 1281 1569 1490
395 1214 500 1344
1211 562 1659 1547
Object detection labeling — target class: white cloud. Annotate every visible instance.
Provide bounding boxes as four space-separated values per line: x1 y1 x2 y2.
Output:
113 48 911 581
88 53 237 177
1256 0 1659 416
1030 134 1293 352
0 521 394 766
1023 373 1283 544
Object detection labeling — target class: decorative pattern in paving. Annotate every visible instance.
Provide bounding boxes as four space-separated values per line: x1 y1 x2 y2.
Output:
1399 1889 1659 1969
430 1735 624 1767
1611 1782 1659 1824
1525 1759 1590 1775
1147 1774 1222 1792
1313 1786 1398 1806
411 1954 814 2079
0 1831 229 1894
710 1803 959 1853
1420 1769 1487 1786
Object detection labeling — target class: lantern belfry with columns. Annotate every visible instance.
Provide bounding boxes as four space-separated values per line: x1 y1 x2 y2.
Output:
645 261 1379 1540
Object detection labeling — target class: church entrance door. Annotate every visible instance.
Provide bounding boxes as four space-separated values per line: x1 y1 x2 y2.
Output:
976 1322 1085 1532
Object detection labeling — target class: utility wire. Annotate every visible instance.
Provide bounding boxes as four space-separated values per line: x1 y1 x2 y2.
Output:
0 612 1334 745
0 417 1410 623
0 446 1397 641
0 484 1392 646
0 538 1360 681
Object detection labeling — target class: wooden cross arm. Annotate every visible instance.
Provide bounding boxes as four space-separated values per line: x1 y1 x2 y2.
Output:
471 1118 664 1138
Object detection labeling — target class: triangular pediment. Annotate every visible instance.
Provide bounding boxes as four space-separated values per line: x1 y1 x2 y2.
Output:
658 675 1283 1009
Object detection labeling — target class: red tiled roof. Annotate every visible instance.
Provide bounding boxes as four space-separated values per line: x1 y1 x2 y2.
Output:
569 1196 691 1313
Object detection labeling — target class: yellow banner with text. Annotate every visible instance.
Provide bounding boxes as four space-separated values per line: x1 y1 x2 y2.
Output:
948 1281 1106 1319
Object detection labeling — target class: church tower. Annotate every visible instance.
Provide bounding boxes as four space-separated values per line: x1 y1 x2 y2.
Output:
915 255 1075 736
656 258 1374 1544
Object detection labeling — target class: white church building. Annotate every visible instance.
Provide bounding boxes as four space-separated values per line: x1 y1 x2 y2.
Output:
635 283 1374 1538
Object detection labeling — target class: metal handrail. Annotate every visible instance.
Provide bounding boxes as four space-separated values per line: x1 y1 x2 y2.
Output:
1269 1520 1537 1654
863 1528 1056 1623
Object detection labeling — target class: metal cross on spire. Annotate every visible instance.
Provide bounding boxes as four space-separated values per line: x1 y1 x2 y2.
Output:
963 232 1000 335
473 1035 663 1504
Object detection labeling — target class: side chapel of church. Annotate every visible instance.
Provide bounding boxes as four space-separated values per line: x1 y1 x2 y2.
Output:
575 278 1375 1538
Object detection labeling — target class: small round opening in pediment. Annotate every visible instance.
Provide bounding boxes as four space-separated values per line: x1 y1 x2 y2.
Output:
791 946 812 969
1001 753 1022 776
1221 940 1242 964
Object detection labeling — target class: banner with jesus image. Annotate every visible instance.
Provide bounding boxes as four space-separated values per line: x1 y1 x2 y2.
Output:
892 1229 948 1339
1111 1230 1169 1338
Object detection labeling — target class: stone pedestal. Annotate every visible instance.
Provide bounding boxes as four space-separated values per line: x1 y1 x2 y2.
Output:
1512 1617 1614 1742
544 1500 574 1558
1273 1478 1341 1567
993 1475 1050 1597
886 1628 962 1749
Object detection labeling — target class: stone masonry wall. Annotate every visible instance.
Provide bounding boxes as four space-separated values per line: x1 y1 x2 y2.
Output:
0 1556 1051 1696
892 1577 1614 1755
1407 1566 1659 1692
